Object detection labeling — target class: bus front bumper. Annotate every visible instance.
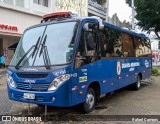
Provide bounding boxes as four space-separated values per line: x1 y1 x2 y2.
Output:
7 83 71 107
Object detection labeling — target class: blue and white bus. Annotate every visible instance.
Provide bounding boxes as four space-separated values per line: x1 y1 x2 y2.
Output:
7 12 152 113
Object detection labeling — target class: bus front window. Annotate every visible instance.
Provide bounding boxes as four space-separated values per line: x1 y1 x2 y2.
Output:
10 21 78 67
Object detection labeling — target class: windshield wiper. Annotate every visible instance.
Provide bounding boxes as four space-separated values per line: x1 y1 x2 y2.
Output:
32 36 41 58
15 45 35 69
15 36 41 69
39 35 47 57
43 46 51 69
39 35 51 69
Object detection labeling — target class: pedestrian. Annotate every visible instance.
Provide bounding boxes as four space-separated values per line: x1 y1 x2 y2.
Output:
0 55 5 68
0 55 2 68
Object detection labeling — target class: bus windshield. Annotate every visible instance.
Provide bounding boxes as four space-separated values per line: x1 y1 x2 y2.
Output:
10 21 78 67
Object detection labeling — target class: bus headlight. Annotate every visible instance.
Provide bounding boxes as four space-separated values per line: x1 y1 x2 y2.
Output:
7 74 16 88
48 74 70 91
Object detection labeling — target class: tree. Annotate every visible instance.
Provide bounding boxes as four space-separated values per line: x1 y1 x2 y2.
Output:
126 0 160 39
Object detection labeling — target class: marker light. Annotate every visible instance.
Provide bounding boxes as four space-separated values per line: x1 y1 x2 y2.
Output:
43 12 72 19
7 74 16 88
52 97 55 101
42 11 79 22
48 74 70 91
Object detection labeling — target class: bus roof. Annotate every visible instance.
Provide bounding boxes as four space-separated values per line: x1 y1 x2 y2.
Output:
102 21 148 39
79 17 148 39
41 12 148 40
77 16 148 39
32 15 149 40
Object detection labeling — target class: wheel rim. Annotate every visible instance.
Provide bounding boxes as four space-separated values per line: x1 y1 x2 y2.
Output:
86 93 95 109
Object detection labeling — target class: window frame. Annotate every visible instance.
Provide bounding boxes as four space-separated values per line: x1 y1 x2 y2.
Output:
74 21 99 68
77 22 99 57
98 26 151 59
33 0 49 7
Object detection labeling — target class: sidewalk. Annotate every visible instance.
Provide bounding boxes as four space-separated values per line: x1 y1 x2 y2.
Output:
0 68 7 78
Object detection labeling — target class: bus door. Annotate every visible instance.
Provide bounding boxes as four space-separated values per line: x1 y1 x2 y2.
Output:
73 22 99 103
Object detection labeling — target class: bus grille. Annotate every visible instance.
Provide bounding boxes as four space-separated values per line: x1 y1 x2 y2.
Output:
16 74 48 78
16 82 50 91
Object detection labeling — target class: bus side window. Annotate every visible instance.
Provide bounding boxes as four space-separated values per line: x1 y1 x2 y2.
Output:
134 37 141 57
113 31 123 57
139 38 151 57
99 29 108 57
99 28 123 58
75 22 98 68
121 33 135 57
109 30 123 57
133 37 151 57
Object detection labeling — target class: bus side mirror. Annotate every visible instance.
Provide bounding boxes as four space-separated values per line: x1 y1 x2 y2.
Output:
83 23 98 31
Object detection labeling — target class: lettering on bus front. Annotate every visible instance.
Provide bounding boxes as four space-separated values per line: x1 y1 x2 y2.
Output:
52 69 66 77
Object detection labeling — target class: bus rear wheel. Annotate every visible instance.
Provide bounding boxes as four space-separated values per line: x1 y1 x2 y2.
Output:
129 75 141 90
80 88 96 113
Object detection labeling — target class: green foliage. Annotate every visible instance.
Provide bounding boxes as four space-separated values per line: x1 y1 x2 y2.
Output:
152 68 160 76
126 0 160 38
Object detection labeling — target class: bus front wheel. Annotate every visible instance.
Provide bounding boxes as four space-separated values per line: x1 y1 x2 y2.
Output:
80 88 96 113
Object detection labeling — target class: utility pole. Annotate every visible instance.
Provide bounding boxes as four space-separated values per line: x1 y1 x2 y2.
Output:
106 0 109 22
131 0 135 30
79 0 82 16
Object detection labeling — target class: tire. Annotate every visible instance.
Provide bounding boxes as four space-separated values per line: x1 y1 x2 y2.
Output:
80 88 96 113
130 75 141 90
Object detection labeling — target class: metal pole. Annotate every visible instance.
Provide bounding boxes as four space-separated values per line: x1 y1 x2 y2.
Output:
45 105 47 115
79 0 82 16
131 0 135 30
106 0 109 22
44 105 47 121
28 103 30 115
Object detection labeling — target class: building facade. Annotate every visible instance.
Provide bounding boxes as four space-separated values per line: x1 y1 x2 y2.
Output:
0 0 55 66
56 0 109 20
55 0 131 28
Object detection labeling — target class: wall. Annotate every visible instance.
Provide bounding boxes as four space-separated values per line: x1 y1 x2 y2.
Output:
55 0 108 20
1 35 20 65
88 0 108 19
0 7 43 65
0 7 42 34
0 0 55 16
0 0 56 66
56 0 87 17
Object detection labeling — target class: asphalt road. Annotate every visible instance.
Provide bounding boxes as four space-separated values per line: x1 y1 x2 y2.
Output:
0 74 160 124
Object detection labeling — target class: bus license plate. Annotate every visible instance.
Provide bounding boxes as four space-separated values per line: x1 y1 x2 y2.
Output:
23 93 35 100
